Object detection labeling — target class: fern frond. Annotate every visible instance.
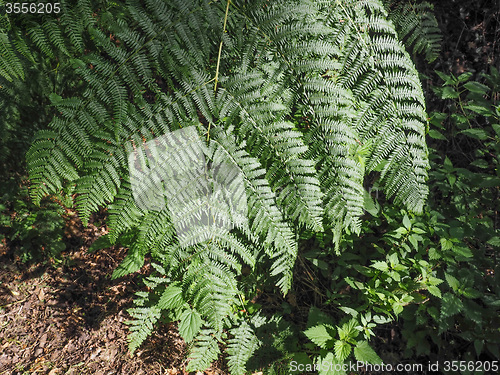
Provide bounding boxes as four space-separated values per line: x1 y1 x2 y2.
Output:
186 329 221 372
126 306 161 354
0 10 25 81
227 321 261 375
383 0 442 62
211 128 298 292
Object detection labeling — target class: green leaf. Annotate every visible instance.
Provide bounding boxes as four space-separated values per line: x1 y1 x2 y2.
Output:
353 341 382 364
186 329 220 372
428 247 441 260
451 245 473 258
470 159 489 168
111 250 145 279
393 302 404 315
479 176 500 188
460 128 489 140
441 86 459 99
464 81 490 94
334 340 351 362
464 105 494 117
462 300 483 324
441 292 464 318
363 190 379 216
428 276 443 286
158 285 184 310
435 71 455 85
48 93 62 105
444 273 460 291
307 306 334 328
444 156 453 170
89 234 114 253
487 236 500 247
70 58 86 69
304 324 336 349
371 261 389 272
440 238 453 251
427 285 442 298
429 112 447 127
428 129 447 140
227 321 260 375
317 352 346 375
339 307 359 318
447 174 456 187
492 124 500 137
408 234 418 250
474 340 484 356
402 214 411 229
461 288 481 299
457 72 473 82
179 308 202 343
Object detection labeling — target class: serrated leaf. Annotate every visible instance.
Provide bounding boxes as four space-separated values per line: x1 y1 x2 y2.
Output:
334 340 351 362
428 129 447 140
440 238 453 251
457 72 473 82
353 341 382 364
441 86 459 99
464 81 490 94
460 128 489 139
441 292 464 318
461 288 481 299
444 273 460 291
462 300 483 324
179 308 202 343
428 247 441 260
487 236 500 247
427 285 442 298
112 250 145 279
317 352 346 375
158 284 184 310
304 324 336 349
452 245 473 258
227 321 260 375
371 261 388 272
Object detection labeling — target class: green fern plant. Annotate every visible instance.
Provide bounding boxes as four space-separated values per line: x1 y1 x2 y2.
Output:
383 0 442 62
1 0 432 372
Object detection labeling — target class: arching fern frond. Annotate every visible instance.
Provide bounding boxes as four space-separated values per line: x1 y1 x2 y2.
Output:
226 321 261 375
383 0 442 62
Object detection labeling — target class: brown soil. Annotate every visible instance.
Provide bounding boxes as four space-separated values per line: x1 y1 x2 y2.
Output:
0 220 225 375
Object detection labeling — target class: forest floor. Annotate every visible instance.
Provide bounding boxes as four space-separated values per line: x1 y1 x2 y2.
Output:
0 215 209 375
1 0 499 374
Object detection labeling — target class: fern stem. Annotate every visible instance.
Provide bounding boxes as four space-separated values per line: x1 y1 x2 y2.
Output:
214 0 231 93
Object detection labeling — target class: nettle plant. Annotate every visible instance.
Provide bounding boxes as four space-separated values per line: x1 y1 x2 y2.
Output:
1 0 435 372
403 67 500 361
